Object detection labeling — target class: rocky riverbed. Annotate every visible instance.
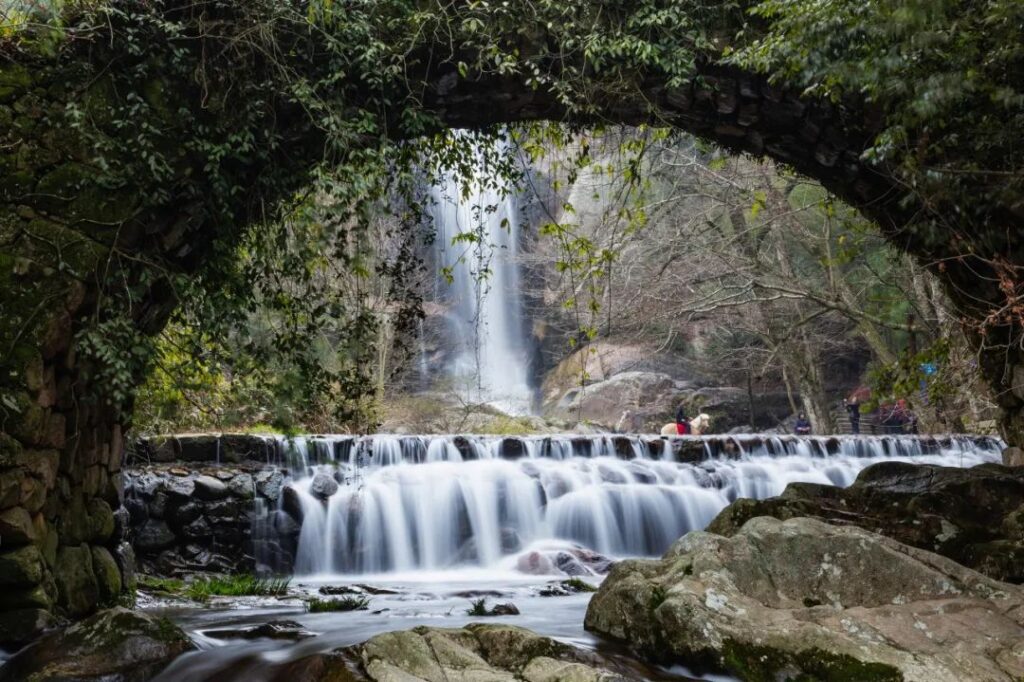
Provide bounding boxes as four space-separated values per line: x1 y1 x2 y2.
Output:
3 439 1022 681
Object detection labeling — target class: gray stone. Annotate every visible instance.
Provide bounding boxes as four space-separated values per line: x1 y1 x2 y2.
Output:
162 474 195 498
181 516 212 540
1004 446 1024 467
227 473 255 498
707 461 1024 584
114 542 137 593
148 490 169 518
585 516 1024 682
255 469 284 502
205 619 315 641
0 607 194 682
134 519 176 551
193 474 228 500
347 624 626 681
54 543 98 617
310 472 339 499
131 472 162 497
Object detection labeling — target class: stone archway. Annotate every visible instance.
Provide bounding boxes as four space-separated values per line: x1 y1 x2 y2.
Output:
1 1 1020 643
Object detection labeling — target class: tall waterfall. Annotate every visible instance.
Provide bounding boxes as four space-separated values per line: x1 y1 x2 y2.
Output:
262 434 1003 577
429 139 534 415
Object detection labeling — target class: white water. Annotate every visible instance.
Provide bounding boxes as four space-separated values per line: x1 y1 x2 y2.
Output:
429 138 534 414
268 434 1003 576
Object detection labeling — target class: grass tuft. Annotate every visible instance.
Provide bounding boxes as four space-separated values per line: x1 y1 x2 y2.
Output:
466 597 489 616
185 575 291 602
306 595 370 612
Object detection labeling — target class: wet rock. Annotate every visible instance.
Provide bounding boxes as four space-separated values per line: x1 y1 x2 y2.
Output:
281 485 305 522
354 584 399 595
586 516 1024 681
193 474 228 500
206 619 315 641
124 496 148 525
181 516 213 540
707 461 1024 583
54 544 98 616
538 579 598 597
162 475 195 498
0 608 59 649
554 552 589 576
351 624 626 681
515 551 556 575
228 473 256 498
255 469 285 502
135 519 176 551
310 473 339 500
270 509 301 536
91 546 123 605
170 500 201 526
319 585 362 596
487 602 520 616
0 607 194 682
148 491 169 518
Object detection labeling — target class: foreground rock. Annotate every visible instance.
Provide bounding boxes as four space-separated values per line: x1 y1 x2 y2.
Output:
0 607 194 682
279 624 628 681
585 516 1024 681
708 461 1024 583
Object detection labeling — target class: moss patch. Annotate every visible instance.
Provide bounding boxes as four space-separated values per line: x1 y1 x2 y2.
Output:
722 641 903 682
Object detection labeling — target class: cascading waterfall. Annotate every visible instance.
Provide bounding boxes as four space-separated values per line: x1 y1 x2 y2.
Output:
265 434 1004 577
429 137 535 415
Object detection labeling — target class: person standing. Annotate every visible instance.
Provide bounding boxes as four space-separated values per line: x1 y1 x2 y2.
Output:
794 413 812 435
845 396 861 434
675 403 691 435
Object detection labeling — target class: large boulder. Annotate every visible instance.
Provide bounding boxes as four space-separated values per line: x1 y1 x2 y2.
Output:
279 624 629 681
548 371 682 429
585 516 1024 681
707 461 1024 583
0 607 194 682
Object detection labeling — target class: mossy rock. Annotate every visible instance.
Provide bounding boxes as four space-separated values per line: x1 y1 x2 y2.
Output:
91 546 123 606
54 543 98 617
0 544 45 587
87 497 116 543
0 607 194 682
722 641 903 682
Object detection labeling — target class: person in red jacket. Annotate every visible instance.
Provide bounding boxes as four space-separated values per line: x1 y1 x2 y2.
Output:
675 404 691 435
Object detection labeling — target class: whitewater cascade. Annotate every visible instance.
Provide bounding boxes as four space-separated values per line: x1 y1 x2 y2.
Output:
429 140 534 414
261 434 1003 576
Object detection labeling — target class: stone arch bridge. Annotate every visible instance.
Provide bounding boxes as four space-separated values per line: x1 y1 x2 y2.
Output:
0 1 1020 641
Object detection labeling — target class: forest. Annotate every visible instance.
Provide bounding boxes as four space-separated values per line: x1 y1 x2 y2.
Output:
0 1 1021 681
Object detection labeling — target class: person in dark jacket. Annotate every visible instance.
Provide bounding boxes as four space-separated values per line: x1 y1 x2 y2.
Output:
794 413 812 435
675 404 691 435
845 396 861 434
